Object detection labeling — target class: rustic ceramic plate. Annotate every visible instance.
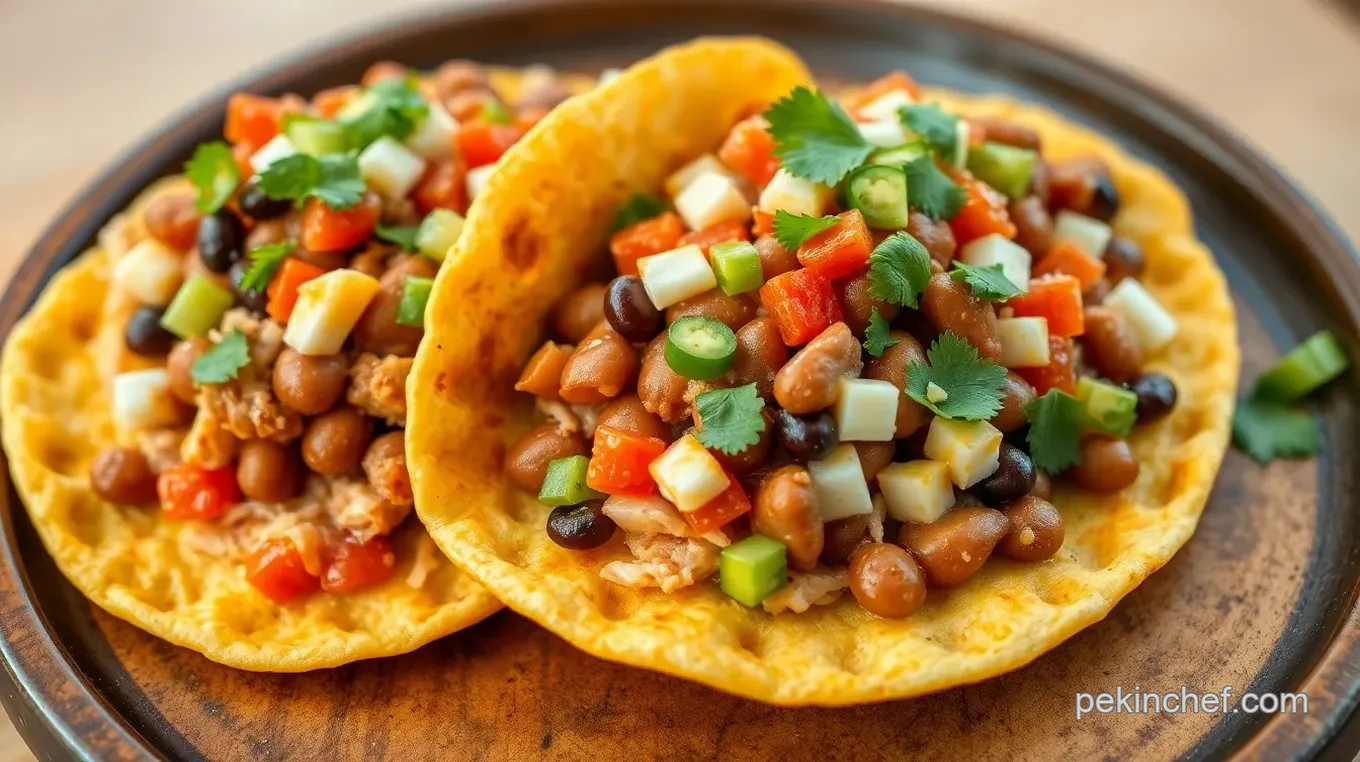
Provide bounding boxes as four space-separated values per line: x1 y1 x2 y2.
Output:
2 1 1358 759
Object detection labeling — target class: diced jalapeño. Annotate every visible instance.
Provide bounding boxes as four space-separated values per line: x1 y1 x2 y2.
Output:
286 117 350 156
720 535 788 607
1076 377 1138 436
396 276 434 328
966 142 1036 199
160 275 235 338
415 209 466 262
710 240 764 295
846 164 910 229
538 456 606 507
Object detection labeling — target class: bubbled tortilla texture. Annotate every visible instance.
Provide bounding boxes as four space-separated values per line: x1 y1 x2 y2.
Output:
0 65 592 672
407 39 1238 705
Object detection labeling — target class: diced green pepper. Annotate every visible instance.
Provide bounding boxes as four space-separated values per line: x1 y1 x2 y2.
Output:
397 276 434 328
1076 377 1138 436
720 535 788 607
966 142 1036 199
285 117 350 156
846 164 910 229
710 241 763 295
538 456 605 507
415 209 466 261
159 275 235 338
868 140 929 168
1256 330 1349 401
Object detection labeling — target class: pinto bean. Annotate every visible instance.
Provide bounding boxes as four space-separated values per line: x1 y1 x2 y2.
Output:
854 442 895 484
728 317 787 402
166 338 210 405
558 321 638 405
1049 157 1119 221
666 290 757 332
991 371 1037 433
1069 437 1139 493
848 543 927 618
899 507 1009 586
143 192 201 252
597 394 671 441
552 283 608 344
773 322 863 414
1081 306 1143 383
1030 469 1052 499
921 272 1001 360
835 272 899 336
907 210 958 268
821 515 874 566
637 334 690 423
999 495 1065 562
708 409 775 475
1103 237 1145 284
864 331 931 438
237 439 302 503
972 116 1041 150
273 348 349 415
754 235 799 280
504 421 588 492
352 256 438 357
90 447 158 504
1008 196 1054 256
752 465 823 571
516 65 573 112
514 341 573 399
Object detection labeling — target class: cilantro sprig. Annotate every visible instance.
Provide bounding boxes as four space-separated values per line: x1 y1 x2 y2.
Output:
1232 398 1320 464
184 141 240 214
867 231 932 308
899 104 960 160
694 384 766 455
340 77 429 149
238 241 293 293
772 210 840 251
1024 389 1085 473
950 262 1021 302
905 332 1007 421
190 329 251 386
763 86 872 185
612 193 669 232
376 224 420 251
863 310 898 358
904 155 966 220
256 153 366 210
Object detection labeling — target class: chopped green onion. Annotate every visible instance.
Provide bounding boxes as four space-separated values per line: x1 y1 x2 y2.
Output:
709 241 764 295
1255 330 1349 401
415 208 466 261
285 117 350 156
665 316 737 381
719 534 788 607
538 455 605 507
846 164 910 229
1076 377 1138 436
397 276 434 328
966 142 1036 199
159 275 235 338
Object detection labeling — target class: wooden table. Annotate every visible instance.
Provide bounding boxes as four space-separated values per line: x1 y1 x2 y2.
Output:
0 0 1357 758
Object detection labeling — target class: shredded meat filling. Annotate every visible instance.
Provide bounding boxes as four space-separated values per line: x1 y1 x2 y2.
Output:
761 567 850 614
347 353 411 426
599 533 720 593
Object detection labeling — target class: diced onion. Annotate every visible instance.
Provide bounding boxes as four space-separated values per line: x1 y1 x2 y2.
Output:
358 136 427 199
1103 278 1179 352
673 171 752 231
1052 211 1113 259
757 169 829 219
807 444 873 522
832 379 899 441
249 135 298 173
636 244 716 309
996 317 1051 368
958 234 1032 293
282 269 381 355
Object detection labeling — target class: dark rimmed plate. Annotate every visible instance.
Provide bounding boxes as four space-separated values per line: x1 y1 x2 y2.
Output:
2 1 1359 759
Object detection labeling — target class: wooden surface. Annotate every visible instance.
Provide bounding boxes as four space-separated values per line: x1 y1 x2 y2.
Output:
0 0 1358 759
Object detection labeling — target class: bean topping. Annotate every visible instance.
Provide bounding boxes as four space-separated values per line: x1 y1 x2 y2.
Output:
906 210 958 268
301 406 373 476
728 317 787 402
921 272 1001 360
775 409 838 463
773 322 862 414
992 372 1037 433
514 341 573 400
848 543 927 619
1129 372 1177 422
197 210 246 273
273 348 349 415
124 307 177 356
604 276 662 342
504 421 588 492
1030 469 1053 499
143 192 201 252
1008 196 1054 256
363 431 413 506
228 258 271 313
597 394 671 441
835 273 899 337
864 331 931 438
559 322 639 405
754 235 800 280
752 465 823 571
1081 306 1143 383
854 442 895 483
546 501 616 550
999 495 1065 562
166 338 211 405
637 335 690 423
666 290 757 332
90 447 158 504
1069 436 1139 493
709 409 775 475
972 443 1036 506
552 283 609 344
1103 237 1145 284
899 507 1009 586
353 256 438 357
972 116 1041 150
237 439 302 503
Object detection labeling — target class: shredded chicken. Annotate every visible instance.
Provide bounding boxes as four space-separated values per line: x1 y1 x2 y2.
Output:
868 494 887 544
599 533 720 593
601 494 691 536
197 381 303 442
179 478 329 559
761 567 850 614
346 353 411 426
406 534 440 589
217 308 285 373
180 408 238 468
325 477 411 541
137 429 185 472
570 403 602 438
536 398 580 434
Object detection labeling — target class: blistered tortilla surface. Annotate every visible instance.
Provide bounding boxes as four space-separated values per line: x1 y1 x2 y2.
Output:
408 40 1238 704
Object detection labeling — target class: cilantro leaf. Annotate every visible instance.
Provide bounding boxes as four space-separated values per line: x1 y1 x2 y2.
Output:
694 384 766 455
899 104 960 159
238 241 294 293
867 231 932 308
480 100 512 125
376 224 420 251
863 310 898 358
950 262 1021 302
340 77 429 149
184 141 239 214
1024 389 1085 473
763 86 872 185
1232 398 1320 464
905 331 1008 421
772 210 840 251
190 329 251 386
256 153 366 210
612 193 669 232
905 155 966 220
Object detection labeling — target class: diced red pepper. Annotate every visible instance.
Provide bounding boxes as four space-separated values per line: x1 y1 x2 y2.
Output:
1032 241 1107 290
586 426 667 496
609 211 684 276
684 478 751 535
850 71 923 113
949 176 1017 244
300 192 382 253
797 209 874 280
1009 274 1085 336
1015 335 1077 395
225 93 288 149
718 116 779 188
412 157 469 215
752 209 775 237
157 464 240 521
313 86 359 118
266 258 327 323
362 61 409 85
677 219 751 256
320 535 396 594
231 142 257 179
245 538 319 604
456 120 524 169
760 268 843 345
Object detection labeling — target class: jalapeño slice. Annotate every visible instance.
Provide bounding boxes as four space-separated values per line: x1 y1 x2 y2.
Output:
846 164 910 229
665 316 737 381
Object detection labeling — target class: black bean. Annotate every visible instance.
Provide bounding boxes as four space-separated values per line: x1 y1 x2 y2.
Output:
238 181 291 221
124 306 177 356
546 501 616 550
1103 236 1145 285
775 409 838 463
1088 174 1120 221
973 443 1036 507
603 275 661 343
229 259 270 313
197 210 245 273
1129 372 1177 423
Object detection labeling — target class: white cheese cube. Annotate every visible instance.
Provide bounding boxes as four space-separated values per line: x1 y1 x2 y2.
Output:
358 136 427 199
857 119 910 148
636 244 716 309
757 169 830 218
1103 278 1179 352
465 164 495 201
951 118 971 168
832 378 899 441
112 369 184 431
674 171 752 231
807 444 874 522
665 154 731 199
648 435 730 513
958 234 1032 293
113 238 184 306
1052 211 1113 259
924 417 1003 489
249 134 298 173
857 89 915 121
996 317 1051 368
405 102 460 158
282 269 381 355
877 460 955 523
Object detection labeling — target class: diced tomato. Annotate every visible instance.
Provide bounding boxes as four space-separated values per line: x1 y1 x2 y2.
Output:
677 219 751 255
850 71 923 113
760 268 843 345
266 258 327 322
230 142 257 179
949 176 1017 244
245 538 319 604
718 116 779 188
1015 335 1077 395
362 61 409 85
1009 274 1085 336
587 426 667 496
313 85 359 118
225 93 289 149
609 211 684 276
1032 241 1107 290
456 120 524 169
320 535 396 594
684 478 751 535
797 209 874 280
157 464 240 521
300 192 382 253
752 209 775 237
412 157 469 215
